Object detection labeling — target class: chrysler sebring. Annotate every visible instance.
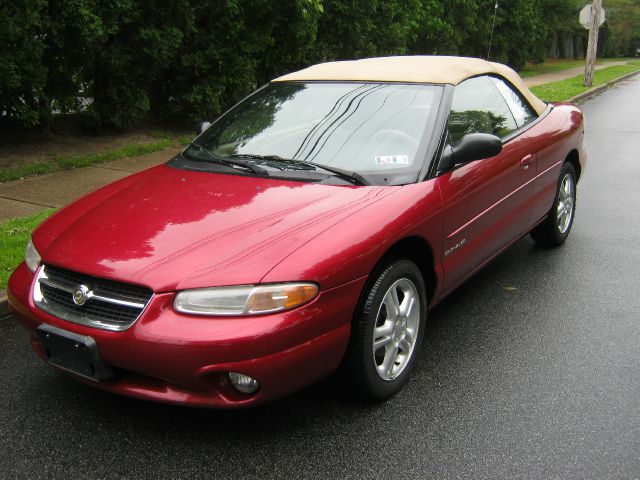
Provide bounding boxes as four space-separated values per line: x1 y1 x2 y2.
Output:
8 56 585 407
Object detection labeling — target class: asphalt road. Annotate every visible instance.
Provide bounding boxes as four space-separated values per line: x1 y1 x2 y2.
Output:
2 76 639 480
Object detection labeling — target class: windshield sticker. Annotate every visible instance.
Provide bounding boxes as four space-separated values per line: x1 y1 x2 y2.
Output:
375 155 409 166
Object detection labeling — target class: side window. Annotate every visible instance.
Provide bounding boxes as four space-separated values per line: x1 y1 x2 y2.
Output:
448 76 518 145
490 76 537 128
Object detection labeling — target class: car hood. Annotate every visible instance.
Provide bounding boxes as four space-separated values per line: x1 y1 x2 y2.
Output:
36 164 395 292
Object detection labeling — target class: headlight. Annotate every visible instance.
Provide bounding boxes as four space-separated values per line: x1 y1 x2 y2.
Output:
25 239 41 273
174 283 318 316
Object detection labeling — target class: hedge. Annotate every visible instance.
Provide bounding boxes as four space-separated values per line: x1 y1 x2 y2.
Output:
0 0 583 130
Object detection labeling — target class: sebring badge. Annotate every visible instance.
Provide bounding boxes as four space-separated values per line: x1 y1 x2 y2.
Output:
72 284 92 306
444 238 467 257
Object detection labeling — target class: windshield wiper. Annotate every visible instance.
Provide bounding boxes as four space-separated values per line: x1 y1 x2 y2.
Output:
230 154 370 186
186 143 268 175
231 154 315 171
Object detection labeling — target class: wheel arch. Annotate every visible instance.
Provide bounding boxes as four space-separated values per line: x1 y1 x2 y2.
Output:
374 236 438 304
565 149 581 180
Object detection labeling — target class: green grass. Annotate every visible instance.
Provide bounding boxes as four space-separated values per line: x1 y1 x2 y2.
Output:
0 138 174 183
530 64 640 102
177 135 193 146
0 209 56 290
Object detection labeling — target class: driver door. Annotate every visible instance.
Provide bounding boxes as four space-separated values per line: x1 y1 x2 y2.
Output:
436 75 537 293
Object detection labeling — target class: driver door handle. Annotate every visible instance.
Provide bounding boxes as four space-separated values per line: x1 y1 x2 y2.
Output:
520 154 534 170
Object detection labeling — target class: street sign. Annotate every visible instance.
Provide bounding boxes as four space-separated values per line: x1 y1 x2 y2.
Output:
580 4 606 29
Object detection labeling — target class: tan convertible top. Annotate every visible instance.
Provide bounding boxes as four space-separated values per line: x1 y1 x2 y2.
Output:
274 55 547 115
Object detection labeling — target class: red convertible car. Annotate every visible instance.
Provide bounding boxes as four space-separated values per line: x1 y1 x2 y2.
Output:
8 56 585 407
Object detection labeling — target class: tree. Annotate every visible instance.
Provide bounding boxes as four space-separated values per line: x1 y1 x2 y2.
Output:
314 0 427 60
410 0 577 69
85 0 192 129
156 0 323 122
0 1 47 128
601 0 640 56
39 0 104 129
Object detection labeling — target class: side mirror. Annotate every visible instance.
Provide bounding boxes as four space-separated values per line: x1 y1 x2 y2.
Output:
438 133 503 172
196 120 211 135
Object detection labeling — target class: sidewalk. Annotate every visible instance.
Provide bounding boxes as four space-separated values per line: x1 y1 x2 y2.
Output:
0 146 182 221
0 61 633 222
522 60 629 87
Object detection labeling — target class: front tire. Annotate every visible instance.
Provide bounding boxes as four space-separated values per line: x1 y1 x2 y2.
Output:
343 259 427 400
531 162 577 247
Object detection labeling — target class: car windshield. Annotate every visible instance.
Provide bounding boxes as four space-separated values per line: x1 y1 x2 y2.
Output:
185 82 443 185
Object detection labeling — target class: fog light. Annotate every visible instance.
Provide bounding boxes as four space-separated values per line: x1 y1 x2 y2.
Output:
228 372 259 394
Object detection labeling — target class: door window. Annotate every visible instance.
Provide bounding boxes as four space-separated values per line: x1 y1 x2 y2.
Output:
489 76 537 128
447 76 518 145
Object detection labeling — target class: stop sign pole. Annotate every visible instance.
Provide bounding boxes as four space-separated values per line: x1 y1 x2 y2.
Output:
584 0 603 87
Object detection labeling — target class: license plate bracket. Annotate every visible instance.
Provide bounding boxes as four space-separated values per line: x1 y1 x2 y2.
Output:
37 324 114 381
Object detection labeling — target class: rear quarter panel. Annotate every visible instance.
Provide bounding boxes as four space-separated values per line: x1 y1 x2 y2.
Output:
527 104 585 224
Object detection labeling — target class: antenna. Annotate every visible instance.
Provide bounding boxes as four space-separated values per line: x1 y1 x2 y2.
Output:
488 1 499 60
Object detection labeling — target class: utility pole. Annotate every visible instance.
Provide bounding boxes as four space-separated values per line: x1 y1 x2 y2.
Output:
584 0 603 87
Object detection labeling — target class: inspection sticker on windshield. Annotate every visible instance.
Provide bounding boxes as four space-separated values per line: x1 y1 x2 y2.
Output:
375 155 409 166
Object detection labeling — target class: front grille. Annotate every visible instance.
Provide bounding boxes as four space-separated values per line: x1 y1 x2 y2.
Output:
34 264 154 331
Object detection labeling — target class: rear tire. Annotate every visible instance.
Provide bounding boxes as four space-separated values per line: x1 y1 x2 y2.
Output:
343 259 427 400
531 163 577 247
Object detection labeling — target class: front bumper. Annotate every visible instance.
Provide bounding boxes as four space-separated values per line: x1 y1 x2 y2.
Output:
8 262 366 408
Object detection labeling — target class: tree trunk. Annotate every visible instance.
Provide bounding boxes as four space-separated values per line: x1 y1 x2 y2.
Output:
559 32 566 58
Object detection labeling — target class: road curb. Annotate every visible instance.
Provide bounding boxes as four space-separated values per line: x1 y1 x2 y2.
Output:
569 69 640 104
0 290 9 318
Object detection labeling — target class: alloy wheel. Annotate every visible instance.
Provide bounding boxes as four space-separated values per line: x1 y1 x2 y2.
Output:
557 173 575 234
372 278 421 381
